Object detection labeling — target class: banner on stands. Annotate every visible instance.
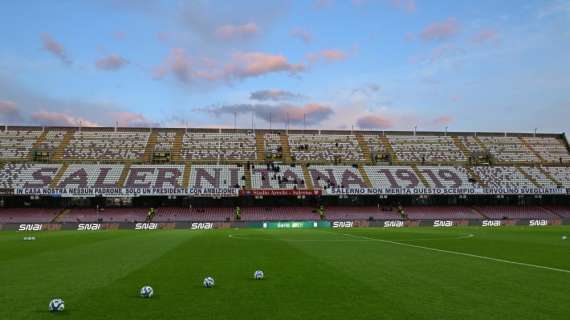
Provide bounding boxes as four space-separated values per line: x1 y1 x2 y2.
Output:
241 189 322 197
13 187 240 198
326 187 568 196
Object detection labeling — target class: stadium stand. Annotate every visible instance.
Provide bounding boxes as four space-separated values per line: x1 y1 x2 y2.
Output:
288 133 364 162
63 129 150 160
181 132 256 161
1 127 570 223
0 208 61 223
0 128 43 159
387 135 467 163
250 164 306 189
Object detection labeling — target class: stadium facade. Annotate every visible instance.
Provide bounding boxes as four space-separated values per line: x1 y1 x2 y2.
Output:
1 125 569 230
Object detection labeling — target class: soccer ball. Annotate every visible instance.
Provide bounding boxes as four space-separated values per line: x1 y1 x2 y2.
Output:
203 277 215 288
139 286 154 298
563 236 567 240
254 270 264 280
48 298 64 312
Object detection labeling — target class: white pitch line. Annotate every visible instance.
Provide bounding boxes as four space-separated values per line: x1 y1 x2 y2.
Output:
342 233 570 274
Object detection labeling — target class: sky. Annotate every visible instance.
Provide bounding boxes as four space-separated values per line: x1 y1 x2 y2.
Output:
0 0 569 133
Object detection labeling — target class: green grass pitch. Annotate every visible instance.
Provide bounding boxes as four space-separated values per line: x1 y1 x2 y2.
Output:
1 227 569 319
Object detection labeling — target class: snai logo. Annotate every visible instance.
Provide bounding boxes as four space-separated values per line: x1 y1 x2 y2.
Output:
18 224 43 231
191 222 214 230
77 223 101 231
529 219 548 226
332 221 353 228
433 220 453 227
135 223 158 230
383 220 404 228
482 220 501 227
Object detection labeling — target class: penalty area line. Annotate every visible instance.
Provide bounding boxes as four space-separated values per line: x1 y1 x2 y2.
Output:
341 233 570 274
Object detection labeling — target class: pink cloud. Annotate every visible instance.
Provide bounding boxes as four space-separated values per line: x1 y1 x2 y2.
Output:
154 50 305 84
307 49 347 63
432 115 453 126
471 28 499 44
420 18 460 42
230 52 305 78
95 54 129 71
41 33 72 65
107 111 157 127
31 111 98 127
290 27 313 44
0 100 22 120
356 115 394 129
314 0 332 9
215 22 259 39
390 0 416 12
113 31 126 41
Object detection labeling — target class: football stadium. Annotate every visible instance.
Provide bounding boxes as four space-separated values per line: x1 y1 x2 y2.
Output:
2 1 570 319
1 127 569 319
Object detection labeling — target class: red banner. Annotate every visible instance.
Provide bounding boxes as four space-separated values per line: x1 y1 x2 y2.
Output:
240 189 322 196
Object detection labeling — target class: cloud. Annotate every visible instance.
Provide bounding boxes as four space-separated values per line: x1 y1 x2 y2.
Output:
290 27 313 44
95 54 129 71
113 31 126 41
410 43 465 64
471 28 499 45
201 103 334 125
307 49 347 63
250 90 304 101
432 115 453 126
351 83 381 97
30 111 99 127
0 100 22 121
107 111 159 127
41 33 72 65
154 49 305 84
420 18 460 42
215 22 259 39
314 0 332 9
356 115 394 129
389 0 416 12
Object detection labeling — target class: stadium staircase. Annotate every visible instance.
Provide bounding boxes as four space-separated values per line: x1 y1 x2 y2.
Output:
452 136 471 159
538 167 561 186
182 162 191 188
51 208 71 223
255 132 265 161
29 130 49 160
302 164 314 190
355 134 373 163
357 164 373 188
379 135 397 163
411 164 430 187
470 206 489 219
280 133 292 163
244 165 253 190
116 163 132 187
518 137 545 163
464 165 487 188
472 136 488 152
172 130 184 162
142 130 158 162
48 163 69 188
540 206 563 218
52 129 75 160
516 166 541 187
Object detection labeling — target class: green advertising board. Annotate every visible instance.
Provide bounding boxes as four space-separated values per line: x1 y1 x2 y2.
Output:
262 221 331 229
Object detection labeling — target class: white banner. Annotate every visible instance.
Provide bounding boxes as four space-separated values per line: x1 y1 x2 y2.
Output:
13 187 240 198
326 187 568 196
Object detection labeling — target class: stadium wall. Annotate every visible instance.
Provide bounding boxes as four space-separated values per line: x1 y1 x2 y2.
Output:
2 218 568 231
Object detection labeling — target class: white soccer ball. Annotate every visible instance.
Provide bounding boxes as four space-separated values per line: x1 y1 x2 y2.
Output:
48 298 64 312
139 286 154 298
203 276 215 288
563 236 567 240
254 270 264 280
